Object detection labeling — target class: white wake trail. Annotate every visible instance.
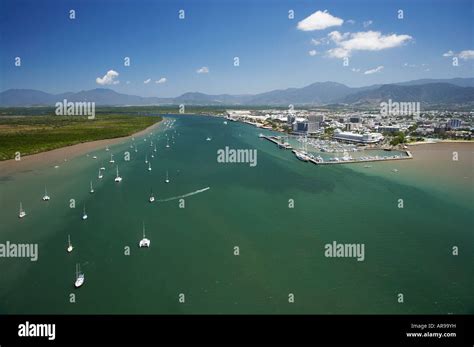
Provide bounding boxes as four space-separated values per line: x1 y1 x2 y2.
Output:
157 187 210 202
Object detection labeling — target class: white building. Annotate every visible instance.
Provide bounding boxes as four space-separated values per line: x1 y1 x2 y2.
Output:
333 129 384 144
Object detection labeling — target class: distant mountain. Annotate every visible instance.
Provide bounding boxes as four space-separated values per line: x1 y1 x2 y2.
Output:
1 78 473 107
0 88 169 107
246 82 354 105
340 83 474 105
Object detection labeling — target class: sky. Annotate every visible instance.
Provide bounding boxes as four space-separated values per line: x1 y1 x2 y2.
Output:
0 0 473 97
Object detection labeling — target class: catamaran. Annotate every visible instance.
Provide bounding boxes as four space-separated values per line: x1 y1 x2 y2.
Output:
149 188 155 203
165 170 170 183
42 187 50 201
74 263 85 288
114 166 122 182
82 204 88 220
109 154 114 163
139 222 151 248
18 202 26 218
90 181 94 194
67 235 73 253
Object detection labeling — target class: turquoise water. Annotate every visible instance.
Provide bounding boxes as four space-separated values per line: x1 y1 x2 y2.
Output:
0 115 473 314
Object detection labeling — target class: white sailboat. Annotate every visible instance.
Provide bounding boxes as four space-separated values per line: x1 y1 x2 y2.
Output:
139 222 151 248
74 263 85 288
148 162 152 171
114 166 122 182
18 202 26 218
154 145 157 152
42 187 50 201
89 181 94 193
100 161 106 171
166 138 170 148
67 235 73 253
82 204 88 220
165 170 170 183
145 155 148 164
149 188 155 203
206 137 211 141
105 146 110 151
134 145 138 153
109 154 115 163
150 140 153 147
98 169 103 179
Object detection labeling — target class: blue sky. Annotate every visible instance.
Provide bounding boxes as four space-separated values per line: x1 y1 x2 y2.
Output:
1 0 473 97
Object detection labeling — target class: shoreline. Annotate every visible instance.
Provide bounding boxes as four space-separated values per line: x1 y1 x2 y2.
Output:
0 119 163 177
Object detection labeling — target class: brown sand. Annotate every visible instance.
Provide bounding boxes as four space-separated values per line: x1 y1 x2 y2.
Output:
0 120 162 177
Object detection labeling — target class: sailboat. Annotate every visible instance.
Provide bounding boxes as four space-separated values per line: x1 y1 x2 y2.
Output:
18 202 26 218
98 168 103 179
134 145 138 153
138 222 151 248
67 235 73 253
74 263 85 288
100 161 106 171
148 162 152 172
145 155 148 164
42 187 50 201
206 137 211 141
114 166 122 182
82 204 88 220
149 188 155 203
109 154 115 163
150 140 153 148
166 138 170 148
89 181 94 193
154 145 157 152
105 146 110 151
165 170 170 183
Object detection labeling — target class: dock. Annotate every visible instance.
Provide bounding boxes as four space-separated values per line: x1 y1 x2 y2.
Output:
308 150 413 165
260 135 292 149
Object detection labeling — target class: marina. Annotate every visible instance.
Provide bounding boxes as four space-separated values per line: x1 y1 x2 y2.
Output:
259 134 413 165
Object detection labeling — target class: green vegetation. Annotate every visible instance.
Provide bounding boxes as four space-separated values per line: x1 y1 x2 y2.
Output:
389 132 406 146
0 114 161 160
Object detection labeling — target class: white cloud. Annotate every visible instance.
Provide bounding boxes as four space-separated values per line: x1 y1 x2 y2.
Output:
351 68 360 72
404 63 416 68
144 78 151 84
363 20 373 28
458 50 474 60
327 30 413 58
297 10 343 31
156 77 167 84
442 49 474 60
364 66 384 75
96 70 119 85
196 66 209 74
126 81 131 84
347 19 355 24
308 50 318 56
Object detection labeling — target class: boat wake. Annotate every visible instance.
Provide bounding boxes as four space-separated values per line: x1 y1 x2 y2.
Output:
157 187 210 202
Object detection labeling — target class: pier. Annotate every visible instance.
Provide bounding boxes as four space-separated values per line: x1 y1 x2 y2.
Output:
307 150 413 165
259 135 292 149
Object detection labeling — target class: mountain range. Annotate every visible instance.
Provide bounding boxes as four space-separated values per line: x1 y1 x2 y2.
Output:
1 78 473 107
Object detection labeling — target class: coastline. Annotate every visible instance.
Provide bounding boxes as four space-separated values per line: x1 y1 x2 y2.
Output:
0 119 162 177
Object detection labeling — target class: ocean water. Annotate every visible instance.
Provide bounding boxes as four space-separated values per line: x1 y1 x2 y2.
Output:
0 115 472 314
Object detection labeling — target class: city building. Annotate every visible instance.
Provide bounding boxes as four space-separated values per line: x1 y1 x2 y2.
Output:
333 129 384 144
